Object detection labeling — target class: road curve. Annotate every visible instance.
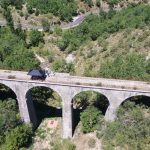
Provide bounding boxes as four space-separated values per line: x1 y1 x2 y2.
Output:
0 15 85 31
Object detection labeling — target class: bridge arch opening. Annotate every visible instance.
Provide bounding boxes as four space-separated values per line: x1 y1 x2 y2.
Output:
25 86 62 134
0 83 16 100
72 90 109 135
116 95 150 121
121 95 150 107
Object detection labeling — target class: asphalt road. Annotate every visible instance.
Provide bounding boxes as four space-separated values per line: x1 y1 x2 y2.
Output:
0 15 85 30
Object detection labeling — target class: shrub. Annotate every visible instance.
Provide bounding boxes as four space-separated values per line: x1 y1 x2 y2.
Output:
29 30 44 47
52 59 74 73
102 101 150 150
42 19 50 32
4 124 32 150
98 52 150 81
80 106 101 133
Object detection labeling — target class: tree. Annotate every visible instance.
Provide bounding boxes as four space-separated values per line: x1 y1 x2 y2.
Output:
0 0 24 9
80 106 102 133
96 0 101 7
41 19 50 32
15 20 26 41
4 124 32 150
146 61 150 74
0 98 20 144
3 7 14 31
52 59 74 73
0 27 39 70
29 30 44 47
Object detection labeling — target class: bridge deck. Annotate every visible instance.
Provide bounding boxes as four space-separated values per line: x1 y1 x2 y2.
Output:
0 70 149 92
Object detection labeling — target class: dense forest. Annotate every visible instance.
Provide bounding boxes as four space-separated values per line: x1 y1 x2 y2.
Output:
26 0 77 21
0 85 32 150
0 27 39 70
59 4 150 51
56 4 150 81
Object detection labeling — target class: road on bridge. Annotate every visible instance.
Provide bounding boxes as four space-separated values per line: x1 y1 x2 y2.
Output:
0 70 149 92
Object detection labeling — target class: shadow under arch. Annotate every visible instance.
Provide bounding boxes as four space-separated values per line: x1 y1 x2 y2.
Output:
0 83 16 100
121 95 150 107
25 85 62 129
72 90 110 135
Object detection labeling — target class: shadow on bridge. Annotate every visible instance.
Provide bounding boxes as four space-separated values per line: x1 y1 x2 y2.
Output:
33 101 62 127
26 86 62 130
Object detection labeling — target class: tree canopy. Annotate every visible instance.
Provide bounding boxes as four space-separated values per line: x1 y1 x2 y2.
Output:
26 0 77 21
0 27 40 70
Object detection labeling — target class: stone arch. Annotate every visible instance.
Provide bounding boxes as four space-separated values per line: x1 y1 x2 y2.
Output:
0 82 17 100
25 85 63 128
121 94 150 107
71 89 110 134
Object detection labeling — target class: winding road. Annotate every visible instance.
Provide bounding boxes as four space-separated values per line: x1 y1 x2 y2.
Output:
0 15 85 31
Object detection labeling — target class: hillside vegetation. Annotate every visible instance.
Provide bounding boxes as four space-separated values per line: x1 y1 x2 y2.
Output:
53 4 149 81
26 0 77 22
59 4 150 51
0 27 39 70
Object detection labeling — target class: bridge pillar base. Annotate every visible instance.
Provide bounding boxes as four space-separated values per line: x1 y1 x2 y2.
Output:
17 91 37 128
105 105 118 121
62 97 72 139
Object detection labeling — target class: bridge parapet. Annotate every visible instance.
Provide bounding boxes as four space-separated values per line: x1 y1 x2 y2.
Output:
0 70 149 92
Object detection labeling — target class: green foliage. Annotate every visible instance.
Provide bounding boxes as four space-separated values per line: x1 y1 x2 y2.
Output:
4 124 32 150
98 52 150 81
0 99 20 144
54 26 62 36
146 61 150 74
52 59 74 73
107 0 121 8
26 0 77 21
29 30 44 47
96 0 101 7
80 106 102 133
0 27 39 70
2 7 14 31
31 87 53 104
102 101 150 150
82 0 93 7
73 91 109 114
60 4 150 51
0 0 24 9
41 19 50 32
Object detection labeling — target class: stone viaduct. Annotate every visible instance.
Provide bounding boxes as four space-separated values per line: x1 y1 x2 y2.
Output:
0 70 150 139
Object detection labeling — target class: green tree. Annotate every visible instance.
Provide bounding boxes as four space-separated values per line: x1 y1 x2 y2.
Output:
4 124 32 150
41 19 50 32
0 98 20 144
80 106 102 133
3 7 14 31
52 59 74 73
0 27 39 70
96 0 101 7
29 30 44 47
